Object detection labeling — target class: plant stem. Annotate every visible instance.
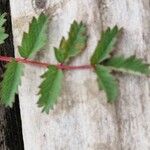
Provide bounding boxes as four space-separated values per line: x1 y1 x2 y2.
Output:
0 56 93 70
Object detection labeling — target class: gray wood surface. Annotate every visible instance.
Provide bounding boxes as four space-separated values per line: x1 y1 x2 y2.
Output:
10 0 150 149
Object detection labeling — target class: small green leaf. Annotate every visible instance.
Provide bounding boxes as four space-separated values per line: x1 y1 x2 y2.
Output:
103 56 150 75
91 26 121 65
54 21 87 63
19 13 48 58
38 66 63 113
0 13 8 44
54 37 67 63
0 60 24 107
95 65 118 103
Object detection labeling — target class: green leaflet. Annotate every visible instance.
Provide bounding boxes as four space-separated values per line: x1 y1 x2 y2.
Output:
0 60 24 107
103 56 150 75
91 26 121 65
54 21 87 63
95 65 118 103
38 66 63 114
19 13 48 58
0 13 8 44
54 37 67 63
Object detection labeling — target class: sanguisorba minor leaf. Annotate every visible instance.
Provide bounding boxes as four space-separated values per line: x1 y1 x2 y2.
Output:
0 60 24 107
91 26 121 65
19 13 48 58
103 55 150 76
0 13 8 44
38 66 63 113
54 21 87 63
95 65 118 103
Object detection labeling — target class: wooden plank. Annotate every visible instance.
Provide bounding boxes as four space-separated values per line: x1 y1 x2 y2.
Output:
100 1 150 149
10 0 150 149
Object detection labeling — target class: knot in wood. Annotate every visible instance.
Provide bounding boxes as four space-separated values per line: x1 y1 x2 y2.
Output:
35 0 47 9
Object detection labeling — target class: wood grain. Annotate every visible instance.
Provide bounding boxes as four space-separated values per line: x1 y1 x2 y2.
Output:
10 0 150 149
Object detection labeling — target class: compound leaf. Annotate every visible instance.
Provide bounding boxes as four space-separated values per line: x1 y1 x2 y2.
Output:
55 21 87 63
0 60 24 107
91 26 121 65
19 13 48 58
38 66 63 114
95 65 118 103
0 13 8 44
103 55 150 75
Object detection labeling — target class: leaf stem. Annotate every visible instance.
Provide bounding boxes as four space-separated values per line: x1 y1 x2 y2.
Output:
0 55 93 70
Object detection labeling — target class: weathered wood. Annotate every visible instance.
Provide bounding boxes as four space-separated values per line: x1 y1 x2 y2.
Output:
10 0 150 149
0 0 24 150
